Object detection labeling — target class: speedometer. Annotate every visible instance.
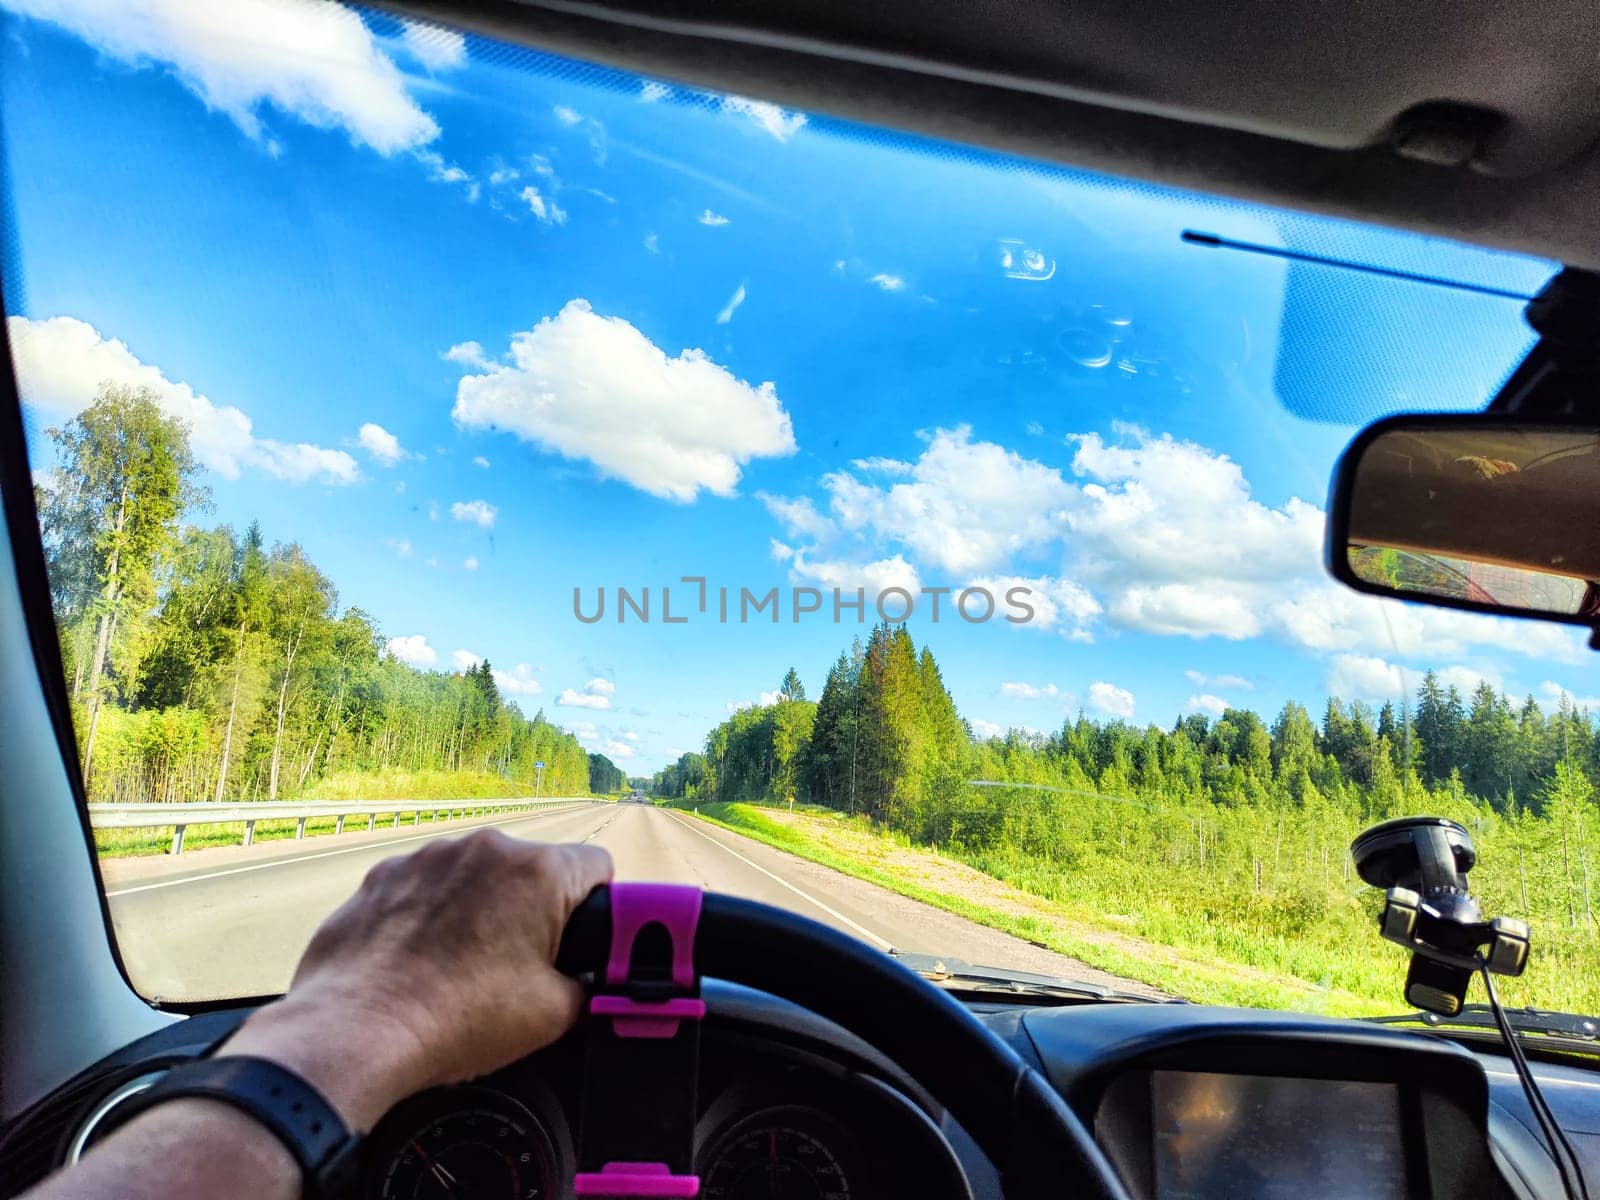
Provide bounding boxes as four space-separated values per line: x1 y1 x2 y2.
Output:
700 1106 865 1200
369 1086 557 1200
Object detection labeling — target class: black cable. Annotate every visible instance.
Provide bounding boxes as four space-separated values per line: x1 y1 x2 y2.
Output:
1479 960 1590 1200
1180 231 1538 301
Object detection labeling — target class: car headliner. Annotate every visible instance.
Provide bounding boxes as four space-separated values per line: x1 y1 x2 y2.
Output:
388 0 1600 269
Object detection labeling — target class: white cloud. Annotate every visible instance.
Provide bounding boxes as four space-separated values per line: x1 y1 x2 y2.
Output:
868 273 905 292
1186 669 1252 690
719 94 807 141
450 499 497 528
400 19 464 71
727 690 785 713
968 574 1100 641
759 493 836 541
970 717 1005 740
756 421 1588 669
1089 681 1136 718
553 104 582 126
1186 693 1230 716
604 740 637 759
816 426 1074 575
386 634 437 667
451 648 481 672
1326 654 1498 702
1539 681 1600 711
850 456 913 475
519 185 567 225
1438 665 1499 695
1062 427 1581 664
1068 427 1322 624
1025 421 1045 437
6 0 440 155
451 299 796 502
462 556 479 571
698 209 730 227
357 421 407 465
444 340 489 368
416 150 474 194
425 159 465 183
488 165 520 185
1109 584 1265 639
770 540 795 562
715 283 747 325
999 681 1067 701
256 442 361 483
787 551 921 596
472 455 491 469
494 663 542 696
1267 580 1583 664
643 232 661 254
383 537 413 557
1328 655 1405 700
9 314 357 484
559 677 615 710
640 80 671 103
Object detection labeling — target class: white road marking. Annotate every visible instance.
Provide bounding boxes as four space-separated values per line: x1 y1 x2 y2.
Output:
663 810 894 950
104 804 599 897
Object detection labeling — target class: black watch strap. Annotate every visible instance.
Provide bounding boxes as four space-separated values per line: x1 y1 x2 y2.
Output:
98 1056 364 1198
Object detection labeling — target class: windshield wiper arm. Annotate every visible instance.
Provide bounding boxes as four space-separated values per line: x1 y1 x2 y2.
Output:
890 951 1169 1004
1367 1003 1599 1041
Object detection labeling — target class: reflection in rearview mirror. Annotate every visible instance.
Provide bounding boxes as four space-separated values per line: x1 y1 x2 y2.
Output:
1330 418 1600 625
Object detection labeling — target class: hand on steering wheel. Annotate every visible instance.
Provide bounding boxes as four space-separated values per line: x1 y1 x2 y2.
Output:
217 831 1128 1198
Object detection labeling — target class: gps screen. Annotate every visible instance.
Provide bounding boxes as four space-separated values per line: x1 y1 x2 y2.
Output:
1151 1071 1407 1200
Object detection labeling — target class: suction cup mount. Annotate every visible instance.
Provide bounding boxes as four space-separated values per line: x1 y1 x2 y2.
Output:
1350 816 1528 1016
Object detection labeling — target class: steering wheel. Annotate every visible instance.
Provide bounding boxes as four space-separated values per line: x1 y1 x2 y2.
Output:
557 886 1131 1200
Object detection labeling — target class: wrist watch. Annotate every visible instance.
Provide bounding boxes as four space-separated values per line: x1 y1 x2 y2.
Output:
94 1055 365 1199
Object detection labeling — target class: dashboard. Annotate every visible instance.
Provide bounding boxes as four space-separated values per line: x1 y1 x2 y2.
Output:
351 1002 967 1200
2 986 1596 1200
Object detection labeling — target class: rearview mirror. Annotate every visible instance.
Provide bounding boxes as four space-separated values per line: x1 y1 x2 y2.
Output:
1327 415 1600 627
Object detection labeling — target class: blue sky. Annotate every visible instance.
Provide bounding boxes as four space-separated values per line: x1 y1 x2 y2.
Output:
2 1 1591 772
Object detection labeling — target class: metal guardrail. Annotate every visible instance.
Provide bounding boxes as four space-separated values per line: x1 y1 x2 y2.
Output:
87 797 592 854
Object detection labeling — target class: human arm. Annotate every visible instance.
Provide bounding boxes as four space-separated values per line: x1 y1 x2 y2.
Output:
23 832 613 1200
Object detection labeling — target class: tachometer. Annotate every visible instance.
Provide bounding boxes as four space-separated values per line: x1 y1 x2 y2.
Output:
700 1106 864 1200
370 1086 557 1200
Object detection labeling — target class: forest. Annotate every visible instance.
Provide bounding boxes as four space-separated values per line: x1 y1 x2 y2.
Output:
33 386 604 806
655 624 1600 1011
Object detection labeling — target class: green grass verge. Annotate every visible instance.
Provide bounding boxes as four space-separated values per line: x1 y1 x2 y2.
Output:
672 801 1413 1016
299 768 532 801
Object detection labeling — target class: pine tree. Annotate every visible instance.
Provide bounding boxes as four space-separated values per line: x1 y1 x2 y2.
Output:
779 666 806 702
855 624 923 824
804 642 864 809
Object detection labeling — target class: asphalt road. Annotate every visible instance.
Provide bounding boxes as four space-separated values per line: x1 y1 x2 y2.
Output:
102 802 1158 1001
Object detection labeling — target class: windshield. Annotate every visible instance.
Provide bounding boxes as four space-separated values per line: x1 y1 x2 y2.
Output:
3 3 1595 1019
